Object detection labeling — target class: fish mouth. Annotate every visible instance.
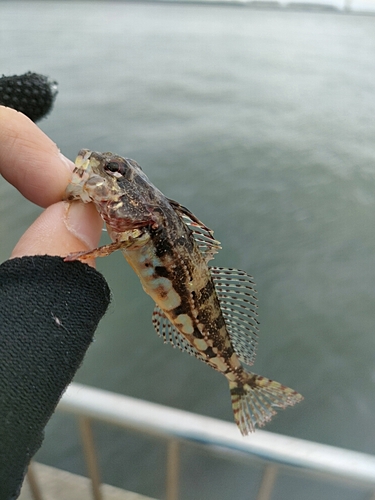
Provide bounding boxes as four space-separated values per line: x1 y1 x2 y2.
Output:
64 150 106 203
76 148 92 165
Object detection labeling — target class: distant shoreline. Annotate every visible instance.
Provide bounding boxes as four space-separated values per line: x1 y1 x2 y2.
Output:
116 0 375 15
2 0 374 16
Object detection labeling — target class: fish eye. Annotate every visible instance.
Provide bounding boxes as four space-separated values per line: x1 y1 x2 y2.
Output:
104 161 129 178
105 161 121 173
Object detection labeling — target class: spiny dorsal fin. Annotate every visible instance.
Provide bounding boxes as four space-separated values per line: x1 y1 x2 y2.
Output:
210 266 259 366
168 198 221 262
152 305 208 363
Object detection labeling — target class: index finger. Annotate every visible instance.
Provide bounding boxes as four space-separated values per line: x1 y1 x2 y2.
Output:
0 106 74 208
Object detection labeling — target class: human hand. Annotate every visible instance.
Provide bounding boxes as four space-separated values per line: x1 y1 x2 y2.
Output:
0 105 111 500
0 105 102 264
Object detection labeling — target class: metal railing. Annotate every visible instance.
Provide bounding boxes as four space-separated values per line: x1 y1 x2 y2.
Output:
27 383 375 500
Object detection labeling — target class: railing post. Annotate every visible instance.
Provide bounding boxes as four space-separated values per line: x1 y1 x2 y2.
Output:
166 439 180 500
26 462 43 500
256 464 278 500
78 416 102 500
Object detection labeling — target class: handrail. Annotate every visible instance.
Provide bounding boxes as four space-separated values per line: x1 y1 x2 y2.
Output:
56 383 375 491
27 382 375 500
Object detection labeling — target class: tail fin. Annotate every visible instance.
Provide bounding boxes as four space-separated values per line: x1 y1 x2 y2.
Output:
229 374 303 435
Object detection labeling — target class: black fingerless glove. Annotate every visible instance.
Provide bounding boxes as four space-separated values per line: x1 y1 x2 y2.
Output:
0 256 110 500
0 72 57 123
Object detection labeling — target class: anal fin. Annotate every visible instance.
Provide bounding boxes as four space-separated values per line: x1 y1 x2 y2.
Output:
152 306 208 363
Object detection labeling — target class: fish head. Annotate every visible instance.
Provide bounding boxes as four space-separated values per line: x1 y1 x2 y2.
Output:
65 149 164 231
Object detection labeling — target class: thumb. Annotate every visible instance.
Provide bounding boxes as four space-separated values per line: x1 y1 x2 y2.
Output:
10 201 102 267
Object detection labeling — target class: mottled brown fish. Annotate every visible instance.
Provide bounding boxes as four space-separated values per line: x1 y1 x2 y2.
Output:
65 149 303 435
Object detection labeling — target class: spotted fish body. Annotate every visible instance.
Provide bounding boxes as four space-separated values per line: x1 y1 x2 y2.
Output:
65 149 303 435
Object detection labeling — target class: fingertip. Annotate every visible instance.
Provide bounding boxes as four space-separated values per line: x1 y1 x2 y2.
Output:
65 202 104 251
0 106 74 207
59 152 76 172
10 202 103 268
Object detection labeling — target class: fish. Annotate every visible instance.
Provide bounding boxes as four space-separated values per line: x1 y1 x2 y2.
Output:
64 149 303 435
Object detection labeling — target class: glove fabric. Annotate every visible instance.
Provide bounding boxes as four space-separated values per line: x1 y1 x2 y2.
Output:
0 255 110 500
